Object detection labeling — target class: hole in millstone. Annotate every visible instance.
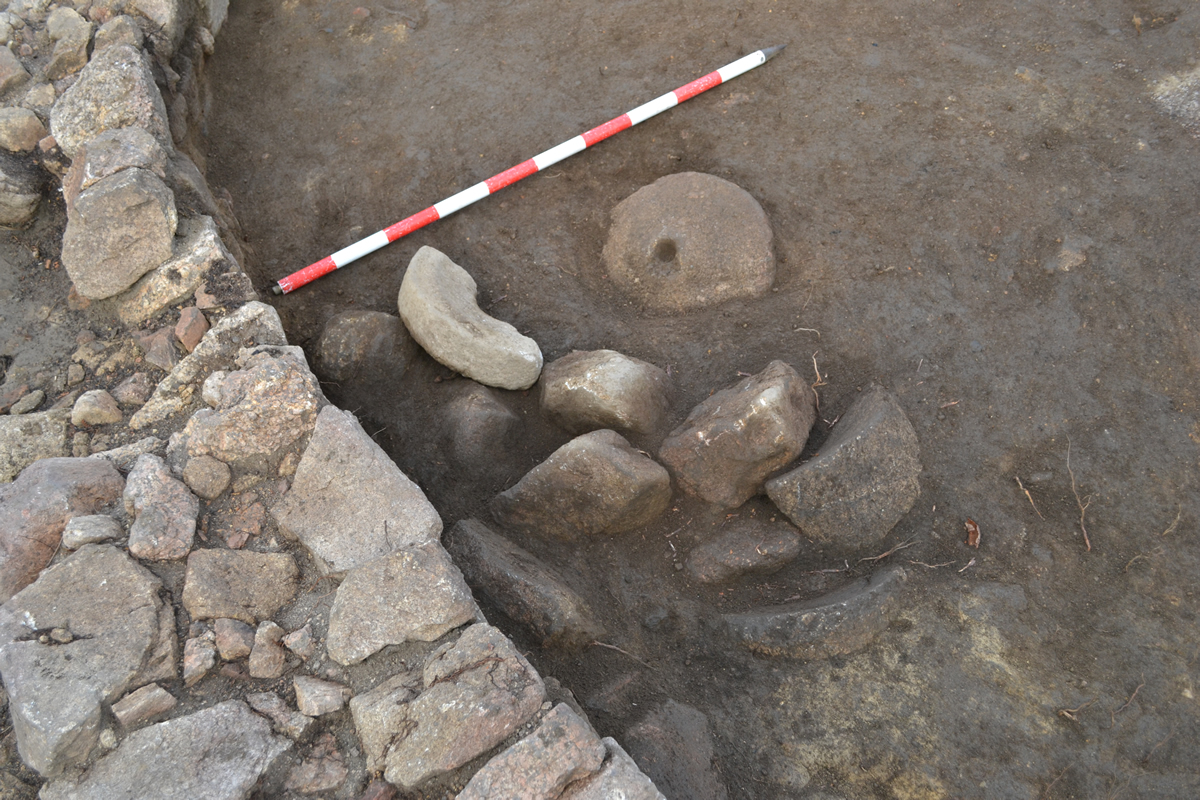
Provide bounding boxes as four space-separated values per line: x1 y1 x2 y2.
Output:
653 238 677 263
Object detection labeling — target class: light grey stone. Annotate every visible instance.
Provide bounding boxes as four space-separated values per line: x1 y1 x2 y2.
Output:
491 429 671 542
123 453 198 560
602 172 774 314
248 621 287 679
214 617 255 661
0 544 177 777
71 389 122 427
272 405 441 575
61 514 122 548
111 372 154 406
130 302 288 430
182 634 217 686
8 388 42 414
459 704 605 800
398 246 543 390
0 149 41 226
765 384 921 549
93 15 143 51
182 549 299 625
118 216 239 325
246 692 314 741
46 6 89 40
44 8 92 80
0 47 30 95
559 737 667 800
111 682 176 729
86 435 164 472
540 349 671 436
0 410 75 481
0 107 46 152
49 43 171 158
659 360 816 509
62 126 168 212
38 701 291 800
126 0 190 58
293 675 350 716
62 168 178 300
325 540 478 666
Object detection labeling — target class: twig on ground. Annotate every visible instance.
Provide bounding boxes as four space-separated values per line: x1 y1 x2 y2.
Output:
1015 476 1044 519
858 537 916 564
793 327 821 337
810 352 827 413
1039 762 1075 799
1161 504 1182 536
957 557 976 573
1142 724 1177 764
1106 676 1145 728
939 399 960 409
1066 437 1092 551
1057 698 1096 722
908 559 956 569
592 641 654 670
1123 547 1163 573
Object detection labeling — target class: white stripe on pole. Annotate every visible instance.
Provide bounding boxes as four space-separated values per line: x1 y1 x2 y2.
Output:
628 92 680 125
717 51 767 82
435 182 492 217
332 230 392 267
532 136 588 170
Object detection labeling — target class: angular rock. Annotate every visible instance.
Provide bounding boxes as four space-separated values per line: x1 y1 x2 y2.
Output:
458 704 605 800
8 389 43 415
293 675 350 716
491 429 671 542
45 8 92 80
93 14 145 51
0 410 69 482
659 360 816 509
351 623 546 789
398 245 543 390
61 168 178 300
602 172 774 314
315 309 418 384
183 633 217 686
38 701 290 800
214 617 255 660
283 624 315 659
123 453 198 560
71 389 122 427
86 435 163 472
118 216 239 325
181 346 321 466
211 497 264 549
246 691 315 741
130 302 288 430
0 107 46 152
61 514 123 549
325 540 477 665
127 0 190 58
176 306 209 352
0 47 30 95
112 371 154 406
446 519 604 649
62 126 168 213
248 621 287 679
442 382 520 478
47 6 91 40
49 44 172 158
181 549 299 625
686 519 803 584
0 457 123 602
0 149 41 226
559 738 667 800
0 544 177 776
286 732 348 794
272 405 441 575
111 683 176 729
540 349 671 436
137 327 181 372
724 566 907 659
624 701 728 800
181 453 230 499
765 385 921 549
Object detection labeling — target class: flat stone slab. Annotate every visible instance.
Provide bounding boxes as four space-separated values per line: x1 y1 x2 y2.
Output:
446 519 605 649
0 544 177 776
540 349 671 436
601 172 774 314
0 456 124 602
181 549 299 625
272 405 442 575
351 623 546 789
398 245 543 390
459 704 606 800
723 566 907 660
325 540 478 665
765 384 921 549
659 360 816 509
686 518 803 584
491 429 671 542
559 737 667 800
39 701 290 800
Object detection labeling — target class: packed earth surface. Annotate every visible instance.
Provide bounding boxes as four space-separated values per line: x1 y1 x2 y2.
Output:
3 0 1200 798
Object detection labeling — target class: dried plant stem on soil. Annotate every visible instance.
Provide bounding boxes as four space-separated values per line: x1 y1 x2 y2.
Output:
1056 697 1096 722
1015 475 1044 519
591 641 654 670
1039 762 1076 799
1160 504 1181 536
857 537 915 564
810 351 826 412
1066 438 1092 551
1104 675 1144 729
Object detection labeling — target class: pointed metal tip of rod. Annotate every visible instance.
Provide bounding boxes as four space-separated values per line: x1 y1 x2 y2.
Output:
271 284 283 295
761 44 787 61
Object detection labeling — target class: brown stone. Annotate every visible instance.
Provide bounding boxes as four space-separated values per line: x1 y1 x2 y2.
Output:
214 618 255 661
111 683 176 728
181 549 299 625
248 621 287 679
175 306 209 352
123 454 199 560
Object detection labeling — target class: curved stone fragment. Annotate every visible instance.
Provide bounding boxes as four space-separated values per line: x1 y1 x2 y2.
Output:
723 566 907 660
540 349 671 436
765 385 920 549
446 519 605 649
659 360 816 509
686 519 802 585
490 429 671 542
398 246 543 390
602 172 774 314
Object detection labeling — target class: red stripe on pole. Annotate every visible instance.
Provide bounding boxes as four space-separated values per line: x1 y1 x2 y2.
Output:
582 114 633 147
384 206 441 242
485 159 539 193
278 256 337 294
673 70 723 103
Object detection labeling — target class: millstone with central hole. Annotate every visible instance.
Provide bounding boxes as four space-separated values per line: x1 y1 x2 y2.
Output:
601 171 775 314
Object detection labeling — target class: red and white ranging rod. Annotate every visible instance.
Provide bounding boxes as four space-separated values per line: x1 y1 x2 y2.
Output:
272 44 786 294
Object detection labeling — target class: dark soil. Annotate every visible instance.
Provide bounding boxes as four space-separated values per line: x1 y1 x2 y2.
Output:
207 1 1200 798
